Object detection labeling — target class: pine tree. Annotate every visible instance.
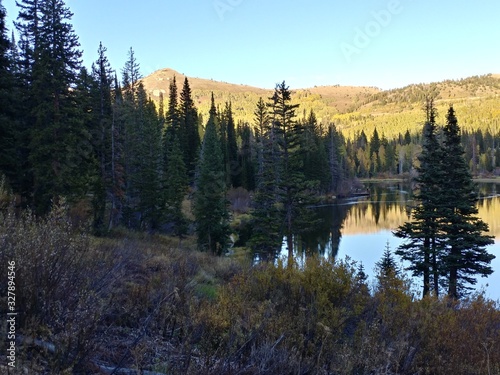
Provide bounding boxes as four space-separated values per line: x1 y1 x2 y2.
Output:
162 75 180 188
250 97 283 258
376 241 399 282
302 110 329 192
326 124 346 194
254 96 268 180
270 82 317 261
160 75 190 236
238 123 256 191
440 106 495 299
369 127 381 176
395 99 445 296
250 121 282 257
119 51 163 230
90 42 114 234
375 242 406 294
108 74 126 229
164 135 188 238
166 75 179 133
179 77 200 178
193 94 230 254
136 87 163 230
225 102 240 187
17 0 88 214
121 48 142 227
0 1 17 185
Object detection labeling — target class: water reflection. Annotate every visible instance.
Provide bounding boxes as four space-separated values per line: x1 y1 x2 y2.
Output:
272 181 500 299
286 182 418 259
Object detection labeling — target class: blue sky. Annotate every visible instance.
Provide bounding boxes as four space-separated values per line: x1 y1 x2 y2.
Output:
3 0 500 89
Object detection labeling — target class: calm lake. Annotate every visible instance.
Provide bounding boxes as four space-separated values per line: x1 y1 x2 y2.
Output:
279 181 500 301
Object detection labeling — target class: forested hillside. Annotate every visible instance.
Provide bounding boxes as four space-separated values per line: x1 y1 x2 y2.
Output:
1 0 499 373
143 70 500 177
143 69 500 138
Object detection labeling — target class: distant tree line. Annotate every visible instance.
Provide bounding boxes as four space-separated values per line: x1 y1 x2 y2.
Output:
0 0 496 265
344 125 500 178
0 0 349 256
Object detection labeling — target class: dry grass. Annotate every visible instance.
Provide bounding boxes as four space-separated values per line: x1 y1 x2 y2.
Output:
1 203 500 374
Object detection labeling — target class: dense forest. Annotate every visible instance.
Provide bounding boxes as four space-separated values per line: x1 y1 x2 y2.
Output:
1 1 499 374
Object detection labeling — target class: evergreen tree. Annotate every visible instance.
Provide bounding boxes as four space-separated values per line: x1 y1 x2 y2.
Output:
162 75 179 163
238 122 256 191
254 96 268 180
440 106 495 299
403 129 412 145
326 124 346 194
225 101 240 187
376 241 399 283
90 42 114 234
166 75 179 133
302 110 329 192
370 127 381 158
179 77 200 178
164 135 188 238
395 99 444 296
250 125 282 257
135 87 163 230
17 0 89 214
193 94 230 254
121 48 142 227
157 91 165 127
270 81 318 261
375 242 406 294
217 100 228 185
108 74 126 229
369 127 381 176
119 51 164 230
162 75 180 187
0 1 17 185
250 97 283 258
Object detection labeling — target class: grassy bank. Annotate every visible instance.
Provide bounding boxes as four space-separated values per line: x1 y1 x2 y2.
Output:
1 205 500 374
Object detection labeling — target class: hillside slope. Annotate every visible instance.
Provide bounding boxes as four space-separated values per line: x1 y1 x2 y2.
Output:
142 69 500 138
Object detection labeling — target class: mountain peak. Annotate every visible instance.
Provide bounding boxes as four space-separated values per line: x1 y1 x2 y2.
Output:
141 69 500 134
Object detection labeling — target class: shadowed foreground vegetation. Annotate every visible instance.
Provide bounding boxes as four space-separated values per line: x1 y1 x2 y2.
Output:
1 205 499 375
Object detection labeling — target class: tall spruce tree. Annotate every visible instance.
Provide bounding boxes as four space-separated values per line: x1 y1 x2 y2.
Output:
121 48 142 227
161 75 189 236
90 42 114 234
193 94 230 254
120 50 164 230
179 77 200 178
16 0 89 214
369 127 381 176
254 82 318 261
302 110 329 192
0 1 16 185
395 99 444 296
108 74 126 229
254 96 268 180
136 87 163 231
250 97 283 258
225 101 240 187
162 75 179 160
326 124 346 194
238 122 256 191
440 106 495 299
164 135 188 238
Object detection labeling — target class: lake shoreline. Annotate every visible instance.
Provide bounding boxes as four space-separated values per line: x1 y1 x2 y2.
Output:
358 176 500 184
